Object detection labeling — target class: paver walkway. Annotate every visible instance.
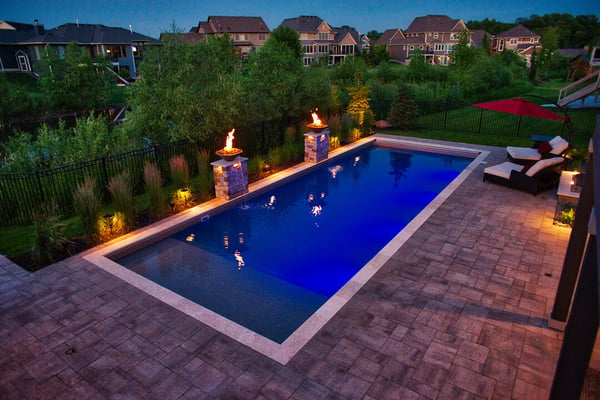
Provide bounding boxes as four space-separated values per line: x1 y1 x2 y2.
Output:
0 141 571 399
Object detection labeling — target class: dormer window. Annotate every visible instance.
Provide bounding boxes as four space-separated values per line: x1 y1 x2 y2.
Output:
319 32 328 40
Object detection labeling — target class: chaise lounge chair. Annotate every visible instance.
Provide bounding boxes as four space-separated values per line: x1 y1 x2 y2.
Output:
506 135 570 164
483 156 565 194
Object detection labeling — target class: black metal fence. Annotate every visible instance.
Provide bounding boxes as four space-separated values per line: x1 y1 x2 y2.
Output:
0 118 297 226
0 106 597 226
416 101 597 143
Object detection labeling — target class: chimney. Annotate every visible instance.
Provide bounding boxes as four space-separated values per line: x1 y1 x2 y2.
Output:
33 19 39 35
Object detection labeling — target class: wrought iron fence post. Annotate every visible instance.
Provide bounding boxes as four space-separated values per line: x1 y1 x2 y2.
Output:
443 101 448 130
478 109 483 134
35 171 45 203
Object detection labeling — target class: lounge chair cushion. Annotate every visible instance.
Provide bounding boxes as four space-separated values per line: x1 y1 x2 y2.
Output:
548 136 569 155
525 156 564 177
483 161 523 179
506 146 541 161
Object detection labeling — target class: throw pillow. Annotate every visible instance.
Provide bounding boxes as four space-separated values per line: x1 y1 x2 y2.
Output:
537 141 552 155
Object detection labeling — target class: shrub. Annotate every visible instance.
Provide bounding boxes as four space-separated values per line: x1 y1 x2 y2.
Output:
107 171 135 233
268 147 282 169
73 177 101 244
31 200 70 266
144 162 164 220
169 154 190 190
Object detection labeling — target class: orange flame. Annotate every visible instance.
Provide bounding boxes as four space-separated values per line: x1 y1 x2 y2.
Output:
311 111 322 126
224 129 235 151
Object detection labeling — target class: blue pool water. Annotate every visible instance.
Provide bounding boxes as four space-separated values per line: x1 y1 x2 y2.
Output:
115 145 472 343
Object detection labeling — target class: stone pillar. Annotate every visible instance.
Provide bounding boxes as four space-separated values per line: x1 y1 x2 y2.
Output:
304 129 330 163
211 157 248 200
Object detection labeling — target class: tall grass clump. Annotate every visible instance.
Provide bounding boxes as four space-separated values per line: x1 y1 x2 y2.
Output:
196 149 213 197
107 171 135 233
143 162 164 220
31 200 71 266
73 177 102 244
169 154 190 190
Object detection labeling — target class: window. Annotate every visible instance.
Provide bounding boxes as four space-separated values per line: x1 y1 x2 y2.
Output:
433 32 438 39
409 45 414 50
434 44 444 51
510 39 517 45
530 37 536 43
235 34 246 41
259 34 265 41
318 44 329 53
341 44 354 55
318 32 328 40
451 33 459 40
303 57 312 66
498 39 504 52
105 45 125 58
303 45 314 54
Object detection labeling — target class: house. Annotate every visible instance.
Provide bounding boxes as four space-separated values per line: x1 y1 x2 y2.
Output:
0 21 161 79
469 29 492 52
0 20 44 72
384 15 469 65
491 24 540 66
561 47 593 81
188 16 270 57
280 16 363 66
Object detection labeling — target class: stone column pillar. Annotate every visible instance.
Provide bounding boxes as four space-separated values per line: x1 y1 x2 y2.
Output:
211 157 248 200
304 129 330 163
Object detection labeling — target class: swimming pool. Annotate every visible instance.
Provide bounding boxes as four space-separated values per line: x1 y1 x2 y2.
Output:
85 135 487 363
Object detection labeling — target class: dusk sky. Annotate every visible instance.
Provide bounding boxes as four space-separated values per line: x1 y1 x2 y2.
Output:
3 0 599 39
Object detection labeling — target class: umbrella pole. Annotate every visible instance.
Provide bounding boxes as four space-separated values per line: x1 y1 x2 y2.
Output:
517 116 522 136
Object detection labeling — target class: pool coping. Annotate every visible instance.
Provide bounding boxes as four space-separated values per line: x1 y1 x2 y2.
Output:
83 134 489 364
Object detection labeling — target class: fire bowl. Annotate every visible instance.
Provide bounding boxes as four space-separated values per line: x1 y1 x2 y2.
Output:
216 148 243 161
307 123 328 133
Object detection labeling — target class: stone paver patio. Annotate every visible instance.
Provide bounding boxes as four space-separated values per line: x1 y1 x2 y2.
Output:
0 140 572 399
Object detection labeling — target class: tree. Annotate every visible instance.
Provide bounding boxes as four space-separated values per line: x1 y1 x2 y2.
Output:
405 48 431 82
38 42 111 111
242 38 305 151
537 27 560 79
366 30 382 42
363 44 390 66
126 35 241 142
387 84 419 129
268 25 303 60
347 85 374 136
481 33 491 56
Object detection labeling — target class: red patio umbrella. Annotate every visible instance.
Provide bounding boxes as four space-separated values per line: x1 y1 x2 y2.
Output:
472 97 565 120
472 97 569 139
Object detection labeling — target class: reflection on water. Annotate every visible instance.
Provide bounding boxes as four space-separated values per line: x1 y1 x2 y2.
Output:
116 146 471 343
389 152 413 187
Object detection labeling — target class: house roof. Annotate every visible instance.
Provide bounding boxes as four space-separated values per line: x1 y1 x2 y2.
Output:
280 16 326 32
0 20 45 44
332 25 360 44
25 23 160 45
160 32 204 44
376 29 404 45
495 24 539 38
469 29 491 47
405 15 464 33
196 16 270 34
0 20 44 33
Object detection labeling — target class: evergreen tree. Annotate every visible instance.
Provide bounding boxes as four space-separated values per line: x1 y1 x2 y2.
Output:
387 85 419 130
